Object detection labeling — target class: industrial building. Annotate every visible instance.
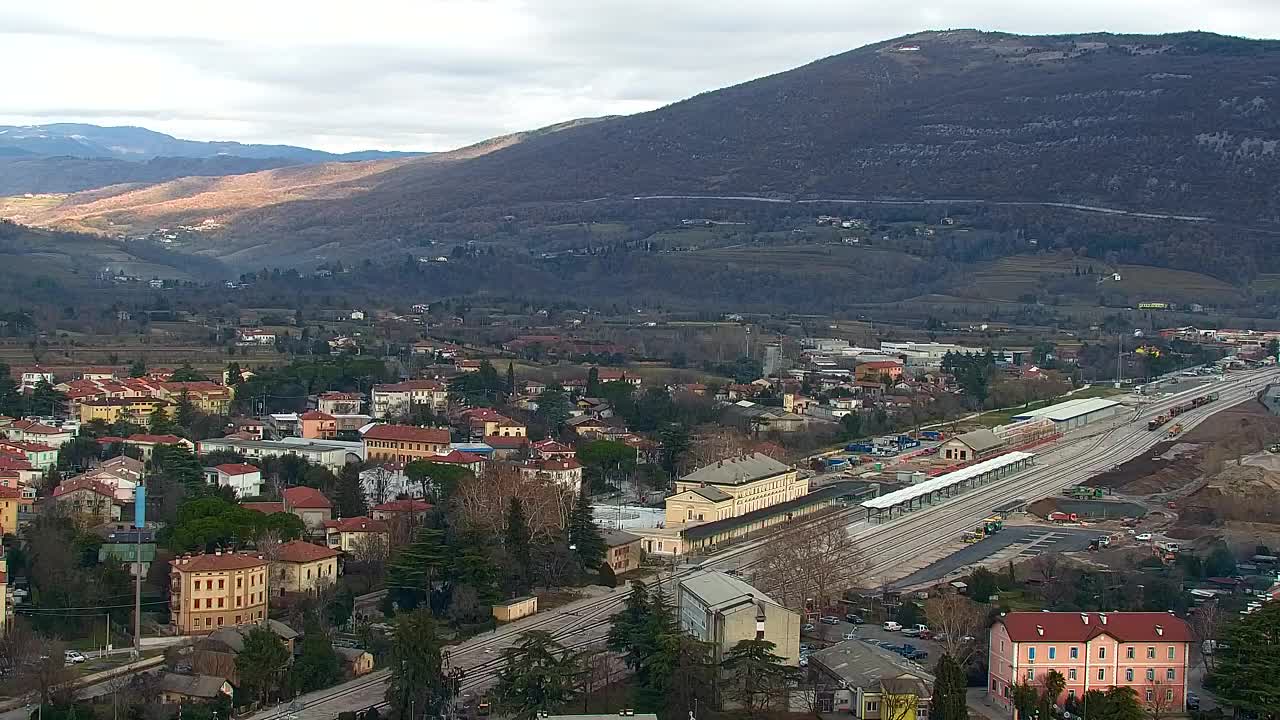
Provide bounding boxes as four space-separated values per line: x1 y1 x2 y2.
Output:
677 569 801 666
1010 397 1123 430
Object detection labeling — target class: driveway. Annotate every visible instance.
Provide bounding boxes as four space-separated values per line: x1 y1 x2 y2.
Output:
894 527 1098 588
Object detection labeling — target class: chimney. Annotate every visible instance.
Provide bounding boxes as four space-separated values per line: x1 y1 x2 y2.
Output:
1081 613 1089 624
215 548 222 556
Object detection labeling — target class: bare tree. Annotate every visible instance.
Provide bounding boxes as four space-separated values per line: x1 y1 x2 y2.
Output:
456 465 571 538
1188 600 1220 672
25 637 74 706
349 532 390 585
1144 680 1176 720
0 620 40 680
255 530 283 561
924 594 984 662
364 465 393 506
752 515 867 614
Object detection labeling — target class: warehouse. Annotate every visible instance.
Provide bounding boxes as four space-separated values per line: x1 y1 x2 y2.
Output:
1010 397 1122 431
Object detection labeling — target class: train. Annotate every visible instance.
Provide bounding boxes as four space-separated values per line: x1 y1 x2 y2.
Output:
1147 392 1220 431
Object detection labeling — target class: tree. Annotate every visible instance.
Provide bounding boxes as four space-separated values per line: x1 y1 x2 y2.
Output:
659 423 691 475
386 610 451 720
290 618 342 693
334 465 369 518
608 578 651 671
598 562 617 588
29 379 66 418
330 586 356 628
925 594 984 661
533 385 572 434
641 629 716 719
1081 687 1144 720
1210 601 1280 716
719 638 800 719
128 359 147 378
567 489 606 571
929 654 968 720
752 515 868 612
968 567 999 602
1040 669 1066 717
586 367 601 396
492 631 587 720
577 439 637 493
0 362 24 417
170 363 205 382
387 527 448 608
226 361 244 385
1143 680 1176 720
236 626 291 704
1189 600 1221 672
506 362 517 398
1205 543 1237 577
505 498 533 593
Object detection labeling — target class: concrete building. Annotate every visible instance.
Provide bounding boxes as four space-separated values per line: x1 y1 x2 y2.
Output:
988 612 1193 715
370 380 449 419
208 463 263 498
362 424 451 463
601 529 643 574
170 552 269 635
676 569 800 666
197 437 363 470
299 411 338 439
939 429 1006 463
494 596 538 623
79 397 171 425
763 342 785 377
317 391 364 415
270 540 340 595
1010 397 1123 431
517 457 584 492
51 476 121 523
324 516 390 552
666 453 806 525
808 640 934 717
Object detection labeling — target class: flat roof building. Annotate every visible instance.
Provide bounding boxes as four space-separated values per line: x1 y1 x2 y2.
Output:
676 569 800 666
1011 397 1122 430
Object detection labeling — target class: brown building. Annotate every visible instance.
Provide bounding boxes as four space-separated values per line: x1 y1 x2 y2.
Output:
170 551 269 635
271 540 341 595
601 529 643 574
362 424 451 463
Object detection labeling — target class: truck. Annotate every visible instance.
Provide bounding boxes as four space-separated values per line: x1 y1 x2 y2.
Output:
982 516 1004 534
1166 423 1183 438
920 430 944 441
1048 511 1080 523
845 442 874 453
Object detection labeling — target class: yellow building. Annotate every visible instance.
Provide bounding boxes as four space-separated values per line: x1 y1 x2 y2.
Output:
362 424 451 463
159 382 233 415
79 397 171 425
0 486 18 536
493 596 537 622
323 517 390 552
665 453 806 525
270 541 340 594
170 552 269 635
0 544 9 632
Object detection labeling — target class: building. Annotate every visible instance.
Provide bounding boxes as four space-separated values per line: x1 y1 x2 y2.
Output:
809 640 934 717
51 476 121 523
270 540 341 594
4 420 73 448
158 673 234 705
424 450 487 475
1010 398 1123 431
855 360 905 382
299 410 338 439
939 429 1006 463
462 408 527 439
601 529 642 574
531 439 576 459
317 392 363 416
762 343 785 377
124 433 194 461
282 486 333 530
96 526 157 577
988 612 1193 715
676 569 800 665
169 551 269 635
362 424 451 463
209 463 263 498
160 382 233 415
16 366 54 392
336 647 375 677
371 498 433 522
370 380 449 419
0 440 58 471
197 437 362 470
666 453 805 526
0 486 19 535
484 434 529 459
192 619 298 685
724 401 808 433
79 397 170 425
518 457 584 492
323 516 390 552
493 596 538 622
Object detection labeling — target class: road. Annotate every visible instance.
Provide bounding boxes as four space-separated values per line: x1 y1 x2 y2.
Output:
238 368 1276 720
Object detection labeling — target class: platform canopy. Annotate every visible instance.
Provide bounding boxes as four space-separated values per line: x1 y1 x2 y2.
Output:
860 451 1034 510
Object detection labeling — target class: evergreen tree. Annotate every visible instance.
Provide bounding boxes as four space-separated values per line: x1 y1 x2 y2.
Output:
334 464 369 517
720 638 801 718
607 578 650 671
641 632 716 720
929 654 969 720
386 609 452 720
226 361 244 385
567 489 606 571
506 362 516 398
659 423 691 475
174 389 197 431
1212 601 1280 716
236 626 291 704
533 385 572 434
492 631 586 720
504 498 533 593
598 562 617 588
29 379 66 418
290 617 342 693
0 362 23 417
388 527 449 607
586 367 601 396
128 359 147 378
170 363 204 382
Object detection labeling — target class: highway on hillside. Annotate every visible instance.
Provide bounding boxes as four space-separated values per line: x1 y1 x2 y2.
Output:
241 368 1278 720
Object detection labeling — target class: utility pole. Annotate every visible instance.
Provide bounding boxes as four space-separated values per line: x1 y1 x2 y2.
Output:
1116 333 1123 389
133 480 145 659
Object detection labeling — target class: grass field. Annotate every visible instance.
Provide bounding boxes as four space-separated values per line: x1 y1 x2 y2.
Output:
963 253 1243 305
977 385 1126 427
688 243 922 272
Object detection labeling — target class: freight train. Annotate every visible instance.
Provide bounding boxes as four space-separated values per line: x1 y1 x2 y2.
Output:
1147 392 1220 431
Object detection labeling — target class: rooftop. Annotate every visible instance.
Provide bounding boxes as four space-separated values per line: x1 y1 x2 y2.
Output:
158 673 230 699
679 569 782 611
171 551 268 572
275 540 341 563
680 453 792 487
324 516 389 534
362 424 451 444
996 611 1192 643
283 485 332 509
1011 397 1122 422
215 463 261 476
951 428 1005 453
600 528 642 547
811 640 934 690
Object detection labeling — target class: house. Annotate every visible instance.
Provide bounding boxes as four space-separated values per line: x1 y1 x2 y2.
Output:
362 424 451 463
484 434 529 460
317 392 363 416
855 360 905 382
79 467 138 503
665 453 805 526
98 455 145 482
676 570 800 665
52 476 121 523
270 540 340 595
939 429 1006 463
238 329 276 346
231 417 266 440
370 380 449 419
335 646 375 677
15 366 55 392
0 486 20 535
124 433 194 461
359 464 421 505
595 368 642 386
988 612 1193 714
208 464 263 498
530 439 576 460
424 450 487 475
299 411 338 439
192 619 299 685
197 437 362 471
169 551 270 635
518 457 584 492
5 420 73 448
566 415 610 439
601 529 642 574
79 397 171 425
808 640 934 717
157 673 234 705
95 526 156 577
0 440 58 471
323 516 390 552
371 498 433 523
455 359 483 373
461 408 526 439
160 382 233 415
282 486 333 530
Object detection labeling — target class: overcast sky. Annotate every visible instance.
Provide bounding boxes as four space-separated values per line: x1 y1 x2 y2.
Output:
3 1 1279 153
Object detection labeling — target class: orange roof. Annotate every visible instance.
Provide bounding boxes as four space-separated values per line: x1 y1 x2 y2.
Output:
363 424 450 444
242 501 285 514
215 463 260 476
275 540 340 563
299 411 335 421
484 435 528 449
372 498 433 513
858 360 903 369
323 517 389 534
283 485 332 509
428 450 486 465
171 552 268 572
126 434 186 445
52 476 116 499
0 486 20 499
10 420 63 435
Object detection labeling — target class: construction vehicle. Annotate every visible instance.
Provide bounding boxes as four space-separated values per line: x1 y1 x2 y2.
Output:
982 516 1004 534
961 530 983 544
1048 511 1080 523
1166 423 1183 438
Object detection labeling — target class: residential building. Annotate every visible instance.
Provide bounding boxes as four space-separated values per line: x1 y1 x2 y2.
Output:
0 440 58 471
98 455 145 482
4 420 73 448
854 360 905 382
809 640 934 717
237 329 276 345
95 526 156 577
371 498 433 522
192 619 298 685
124 433 194 461
531 439 576 459
323 516 390 552
299 410 338 439
988 612 1193 714
665 453 806 526
484 434 528 459
79 397 171 425
424 450 487 475
196 437 362 470
362 424 451 463
51 476 121 523
169 551 270 635
370 380 448 419
601 529 642 574
359 464 421 505
159 382 233 415
676 569 800 665
317 392 363 415
208 463 263 498
0 486 19 535
16 366 55 392
596 368 641 386
282 486 333 530
939 429 1006 463
158 674 234 705
566 415 610 439
270 540 341 594
518 457 584 492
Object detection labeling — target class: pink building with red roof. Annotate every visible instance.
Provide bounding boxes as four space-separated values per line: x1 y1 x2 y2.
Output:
988 611 1193 714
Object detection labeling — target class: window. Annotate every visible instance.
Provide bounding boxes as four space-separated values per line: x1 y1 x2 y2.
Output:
1168 646 1176 660
1097 669 1105 681
205 618 212 627
1125 669 1134 682
1067 691 1076 700
217 598 224 608
1126 646 1135 659
1026 669 1035 681
235 615 241 624
216 617 223 626
1165 689 1174 702
866 702 879 714
1146 669 1155 682
1099 646 1107 659
1070 647 1079 659
1166 669 1175 681
218 579 225 589
1001 640 1005 652
206 580 213 590
237 577 242 589
1068 669 1077 681
192 600 199 610
205 598 212 609
1028 647 1036 660
1147 646 1156 659
1048 647 1056 660
1146 690 1153 703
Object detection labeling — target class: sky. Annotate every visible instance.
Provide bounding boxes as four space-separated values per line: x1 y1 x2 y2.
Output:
3 1 1280 153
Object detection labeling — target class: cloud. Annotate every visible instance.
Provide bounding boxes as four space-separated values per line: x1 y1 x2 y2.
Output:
2 0 1280 152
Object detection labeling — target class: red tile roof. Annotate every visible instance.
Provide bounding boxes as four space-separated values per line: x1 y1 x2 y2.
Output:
126 434 186 445
10 420 63 435
215 463 261 476
363 424 450 444
171 551 268 572
372 498 433 513
0 485 20 499
531 439 573 453
299 411 335 421
52 476 117 499
996 612 1193 643
0 441 55 453
428 450 486 466
323 517 389 533
242 501 286 514
283 486 332 509
275 540 341 563
483 435 528 449
318 391 363 400
526 457 582 472
858 360 903 369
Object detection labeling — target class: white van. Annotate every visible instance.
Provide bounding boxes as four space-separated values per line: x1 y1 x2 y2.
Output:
883 621 903 632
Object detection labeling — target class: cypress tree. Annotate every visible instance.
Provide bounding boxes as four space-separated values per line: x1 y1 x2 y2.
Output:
568 489 606 571
929 654 969 720
505 498 533 593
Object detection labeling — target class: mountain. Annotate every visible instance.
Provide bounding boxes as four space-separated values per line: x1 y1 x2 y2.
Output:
0 123 423 163
0 155 301 195
11 31 1280 273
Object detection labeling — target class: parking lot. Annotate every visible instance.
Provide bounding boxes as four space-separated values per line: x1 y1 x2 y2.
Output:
799 614 950 662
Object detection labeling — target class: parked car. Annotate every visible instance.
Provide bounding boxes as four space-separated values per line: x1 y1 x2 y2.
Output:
902 628 922 638
802 623 816 632
883 621 903 632
845 613 865 624
799 656 809 667
1186 693 1200 711
800 643 812 654
820 615 841 625
905 649 929 661
1136 533 1154 541
64 651 86 664
842 630 858 641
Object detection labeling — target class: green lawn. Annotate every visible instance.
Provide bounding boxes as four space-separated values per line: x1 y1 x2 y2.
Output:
978 385 1125 427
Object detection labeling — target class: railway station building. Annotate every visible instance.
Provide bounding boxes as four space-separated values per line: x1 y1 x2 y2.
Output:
1011 397 1122 431
861 451 1035 521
